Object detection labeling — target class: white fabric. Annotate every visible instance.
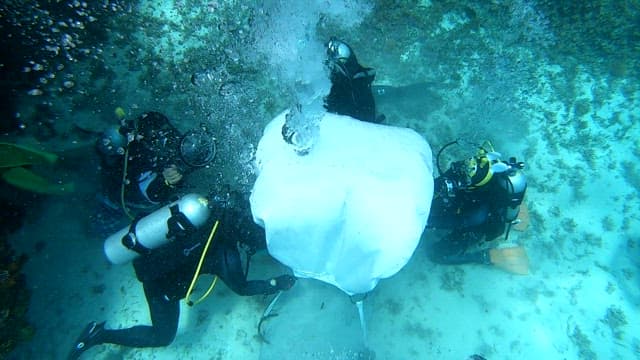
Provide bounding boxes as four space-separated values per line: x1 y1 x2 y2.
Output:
250 111 434 294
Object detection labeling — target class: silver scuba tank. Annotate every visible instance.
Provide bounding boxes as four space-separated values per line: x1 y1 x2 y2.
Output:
499 169 527 222
104 193 211 265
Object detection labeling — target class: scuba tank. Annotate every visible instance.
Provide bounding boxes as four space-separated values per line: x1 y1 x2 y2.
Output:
496 157 527 223
104 193 211 265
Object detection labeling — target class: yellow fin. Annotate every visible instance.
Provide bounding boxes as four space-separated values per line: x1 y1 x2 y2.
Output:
489 246 529 275
1 167 74 195
0 142 58 168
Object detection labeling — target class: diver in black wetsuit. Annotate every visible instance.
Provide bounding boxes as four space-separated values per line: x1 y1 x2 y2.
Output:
96 111 203 216
70 112 296 359
426 141 530 274
93 111 218 234
324 37 381 123
69 202 295 359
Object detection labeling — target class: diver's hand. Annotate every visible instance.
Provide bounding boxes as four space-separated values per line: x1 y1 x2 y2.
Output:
272 275 296 291
162 165 183 186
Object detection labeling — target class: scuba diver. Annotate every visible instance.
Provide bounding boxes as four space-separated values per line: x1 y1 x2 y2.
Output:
324 37 382 123
96 111 216 219
70 111 296 358
426 141 530 275
68 198 296 359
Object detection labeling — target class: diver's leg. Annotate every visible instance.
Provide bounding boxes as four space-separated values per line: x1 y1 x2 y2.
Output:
99 282 179 347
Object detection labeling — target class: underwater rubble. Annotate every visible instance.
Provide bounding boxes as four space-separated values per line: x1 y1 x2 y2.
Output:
0 202 33 357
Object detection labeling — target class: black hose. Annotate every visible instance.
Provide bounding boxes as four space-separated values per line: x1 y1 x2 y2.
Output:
436 139 460 176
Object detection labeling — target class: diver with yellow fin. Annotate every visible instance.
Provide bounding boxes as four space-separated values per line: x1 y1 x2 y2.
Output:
426 140 530 275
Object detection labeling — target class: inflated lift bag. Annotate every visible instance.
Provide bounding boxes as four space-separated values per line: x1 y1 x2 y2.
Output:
250 112 434 295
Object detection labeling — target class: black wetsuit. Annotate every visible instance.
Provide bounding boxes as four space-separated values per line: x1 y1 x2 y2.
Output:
427 161 512 265
325 54 378 123
100 112 184 213
95 206 288 348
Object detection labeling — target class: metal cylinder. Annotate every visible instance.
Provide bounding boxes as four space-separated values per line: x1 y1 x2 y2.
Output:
104 193 211 265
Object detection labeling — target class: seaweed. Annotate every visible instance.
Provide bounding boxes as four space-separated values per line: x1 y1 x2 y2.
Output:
90 283 106 295
0 234 34 358
620 161 640 191
573 99 592 118
404 321 435 340
439 267 465 295
568 325 597 360
601 216 616 232
383 298 403 316
560 218 577 233
602 306 628 340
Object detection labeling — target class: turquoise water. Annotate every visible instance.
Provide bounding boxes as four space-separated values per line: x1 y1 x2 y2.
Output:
1 1 639 359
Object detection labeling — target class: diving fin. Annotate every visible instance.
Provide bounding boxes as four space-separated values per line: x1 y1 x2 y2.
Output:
1 167 75 195
489 246 529 275
0 142 58 168
68 321 105 360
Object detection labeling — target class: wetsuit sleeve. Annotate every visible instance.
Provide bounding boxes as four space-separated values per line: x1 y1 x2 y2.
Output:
144 174 176 203
211 240 281 296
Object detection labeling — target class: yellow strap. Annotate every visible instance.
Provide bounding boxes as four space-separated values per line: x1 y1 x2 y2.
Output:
185 220 220 306
474 169 493 187
473 157 493 187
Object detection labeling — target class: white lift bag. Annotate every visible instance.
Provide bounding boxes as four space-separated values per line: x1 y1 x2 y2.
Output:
251 111 434 295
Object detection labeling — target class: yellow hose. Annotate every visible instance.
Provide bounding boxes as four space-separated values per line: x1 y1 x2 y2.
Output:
185 220 220 306
120 146 134 220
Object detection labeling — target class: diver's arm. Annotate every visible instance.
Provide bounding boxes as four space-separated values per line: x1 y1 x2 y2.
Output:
139 166 182 203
